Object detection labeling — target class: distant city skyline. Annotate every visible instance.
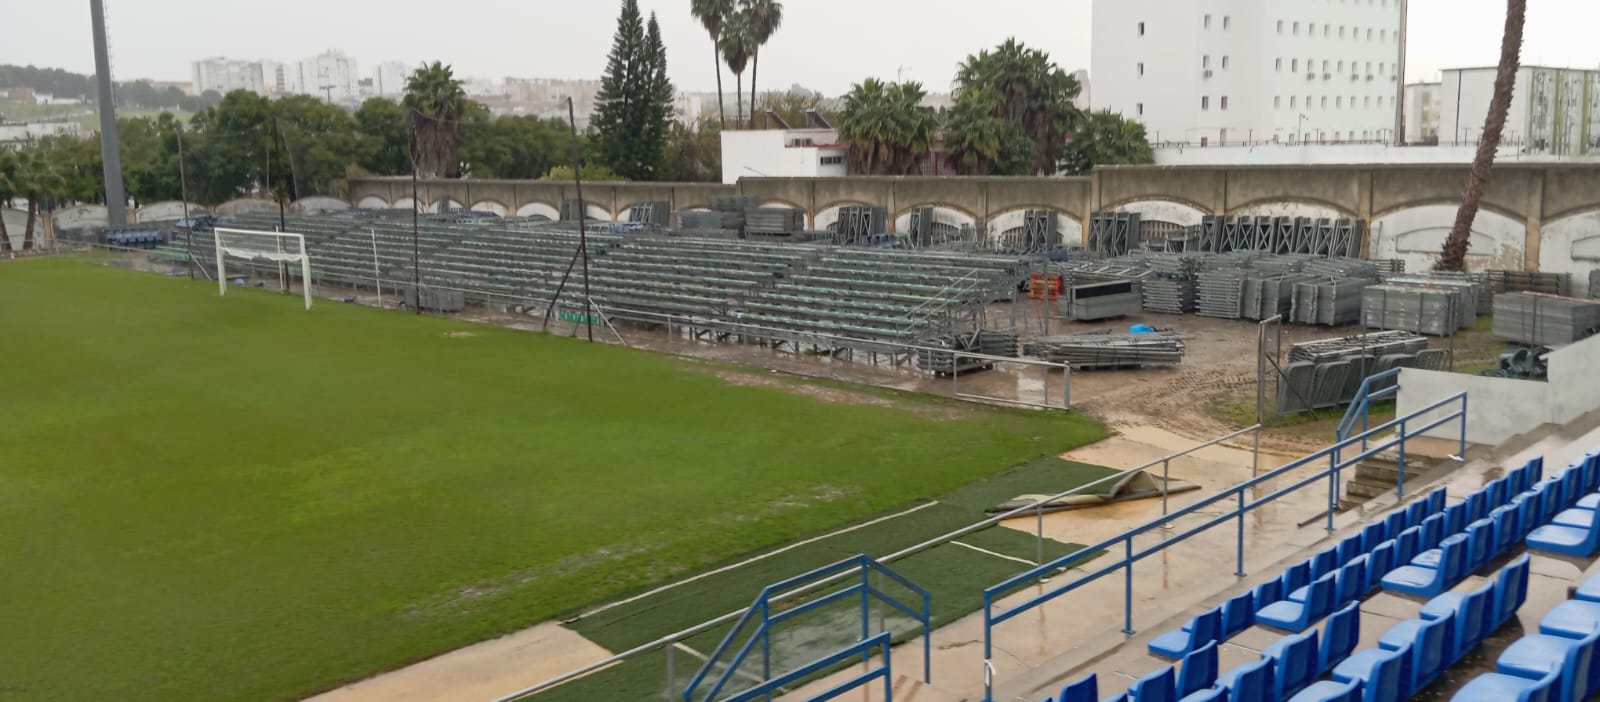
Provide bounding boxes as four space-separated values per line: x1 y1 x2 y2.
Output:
11 0 1600 100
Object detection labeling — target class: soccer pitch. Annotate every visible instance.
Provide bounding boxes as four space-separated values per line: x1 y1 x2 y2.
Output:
0 257 1107 702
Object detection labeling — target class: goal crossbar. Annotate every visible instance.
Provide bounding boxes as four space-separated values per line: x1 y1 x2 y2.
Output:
214 227 313 310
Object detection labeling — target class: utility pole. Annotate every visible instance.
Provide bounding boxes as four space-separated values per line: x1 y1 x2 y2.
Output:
410 118 421 315
89 0 128 225
568 97 593 343
176 122 193 278
1394 0 1409 146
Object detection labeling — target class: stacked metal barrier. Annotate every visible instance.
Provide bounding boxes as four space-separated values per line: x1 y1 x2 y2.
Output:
1491 292 1600 346
1022 330 1185 369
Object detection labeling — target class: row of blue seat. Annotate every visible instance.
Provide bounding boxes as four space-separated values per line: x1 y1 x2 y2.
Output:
1074 453 1565 702
1452 565 1599 701
1526 451 1600 557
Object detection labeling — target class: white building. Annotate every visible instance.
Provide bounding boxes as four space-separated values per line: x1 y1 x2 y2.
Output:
1439 65 1600 156
0 120 87 147
191 57 268 96
1403 82 1441 143
371 62 409 97
720 128 847 184
1091 0 1405 146
290 50 361 102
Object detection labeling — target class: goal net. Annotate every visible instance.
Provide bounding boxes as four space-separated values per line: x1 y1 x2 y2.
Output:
214 227 314 310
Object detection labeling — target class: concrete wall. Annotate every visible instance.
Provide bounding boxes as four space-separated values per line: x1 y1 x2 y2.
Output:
1398 334 1600 445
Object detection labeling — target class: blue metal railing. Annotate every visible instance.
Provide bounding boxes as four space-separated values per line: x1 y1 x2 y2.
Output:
723 632 893 702
683 554 931 702
978 390 1468 701
1336 367 1403 447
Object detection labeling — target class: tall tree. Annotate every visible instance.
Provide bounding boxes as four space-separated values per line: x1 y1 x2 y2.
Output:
718 11 755 128
690 0 733 130
593 2 674 180
943 88 1019 175
837 79 937 175
353 97 412 176
403 62 468 178
954 39 1083 174
1058 110 1155 175
756 87 833 129
659 117 722 182
1440 0 1526 271
742 0 784 129
0 149 15 254
9 146 64 250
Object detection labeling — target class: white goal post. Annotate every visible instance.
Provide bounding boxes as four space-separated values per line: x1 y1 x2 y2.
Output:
214 227 314 310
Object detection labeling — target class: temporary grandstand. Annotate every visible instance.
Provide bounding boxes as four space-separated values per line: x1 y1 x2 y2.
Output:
163 212 1031 355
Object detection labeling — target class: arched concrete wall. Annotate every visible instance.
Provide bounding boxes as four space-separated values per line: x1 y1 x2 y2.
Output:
1112 199 1208 228
393 197 423 213
216 199 279 216
1228 200 1353 220
134 201 206 222
1372 205 1526 272
892 205 976 237
291 196 351 214
515 202 559 220
1540 209 1600 278
470 200 508 216
584 204 613 222
430 197 465 213
813 202 870 232
51 205 109 234
985 208 1083 248
356 196 390 209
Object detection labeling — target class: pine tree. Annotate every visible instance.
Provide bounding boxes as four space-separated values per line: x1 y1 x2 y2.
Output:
592 0 644 177
591 0 674 180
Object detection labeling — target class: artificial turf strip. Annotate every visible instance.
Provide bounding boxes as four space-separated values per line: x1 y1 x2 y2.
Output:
0 257 1108 702
546 456 1114 702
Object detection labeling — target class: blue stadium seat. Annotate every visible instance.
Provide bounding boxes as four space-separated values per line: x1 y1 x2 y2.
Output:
1331 645 1407 702
1221 592 1256 639
1377 615 1452 693
1495 626 1599 702
1394 527 1422 565
1261 575 1336 632
1466 491 1488 522
1406 501 1430 530
1511 462 1532 495
1382 535 1467 598
1420 582 1494 664
1337 535 1364 567
1178 641 1219 698
1445 501 1470 538
1384 512 1410 542
1129 666 1177 702
1216 657 1276 702
1320 601 1361 675
1450 668 1559 702
1255 579 1284 609
1057 672 1098 702
1366 541 1396 595
1413 533 1468 569
1573 572 1600 603
1486 477 1509 510
1312 547 1342 580
1493 555 1532 630
1428 487 1447 515
1528 511 1600 558
1362 523 1388 554
1493 505 1525 553
1539 481 1568 525
1265 629 1319 700
1287 679 1361 702
1281 561 1313 596
1516 494 1542 539
1463 518 1496 571
1150 608 1222 659
1561 467 1586 510
1551 506 1595 529
1420 513 1446 550
1335 559 1367 607
1574 493 1600 511
1539 600 1600 640
1177 688 1226 702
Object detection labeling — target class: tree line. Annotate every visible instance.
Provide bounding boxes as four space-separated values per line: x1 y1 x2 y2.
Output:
0 64 225 112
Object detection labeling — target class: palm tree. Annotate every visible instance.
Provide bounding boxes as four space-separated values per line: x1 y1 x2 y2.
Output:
742 0 784 129
837 79 937 175
0 149 16 255
718 12 756 128
943 89 1009 175
402 62 468 178
9 147 64 251
691 0 733 130
954 39 1083 174
1440 0 1526 271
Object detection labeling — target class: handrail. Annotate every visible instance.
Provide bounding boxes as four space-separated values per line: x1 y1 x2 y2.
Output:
1336 367 1402 443
722 632 893 702
490 423 1266 702
683 554 931 702
980 390 1469 702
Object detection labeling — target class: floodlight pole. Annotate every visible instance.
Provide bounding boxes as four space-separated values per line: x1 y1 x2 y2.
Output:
176 122 193 279
410 117 421 315
568 97 593 343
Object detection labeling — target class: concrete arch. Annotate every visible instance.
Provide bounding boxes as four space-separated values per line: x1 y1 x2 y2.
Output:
49 205 108 236
1 208 29 249
393 197 423 213
984 207 1084 250
133 201 207 222
1226 197 1356 219
1372 204 1524 272
290 196 351 214
1540 208 1600 277
1109 199 1210 228
1372 198 1525 223
813 200 872 232
216 199 279 217
585 204 614 222
757 198 808 213
892 205 977 241
356 195 390 209
430 197 466 213
470 200 509 216
515 202 560 220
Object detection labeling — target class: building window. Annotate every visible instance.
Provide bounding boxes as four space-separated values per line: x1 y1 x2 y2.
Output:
1276 58 1283 71
1138 21 1145 35
1290 96 1298 108
1223 15 1231 29
1275 96 1281 109
1292 58 1299 71
1380 29 1387 42
1222 56 1229 70
1277 19 1284 33
1338 60 1344 72
1367 61 1373 74
1137 103 1144 115
1323 60 1331 72
1201 96 1210 110
1321 96 1328 109
1324 25 1331 38
1339 26 1346 39
1309 22 1316 35
1203 55 1211 69
1367 28 1373 40
1365 96 1371 108
1138 62 1145 76
1221 96 1229 110
819 155 843 166
1336 96 1343 108
1293 21 1300 35
1204 14 1211 28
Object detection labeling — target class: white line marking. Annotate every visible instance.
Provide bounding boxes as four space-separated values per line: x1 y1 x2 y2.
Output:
575 501 942 620
672 642 768 685
951 540 1038 566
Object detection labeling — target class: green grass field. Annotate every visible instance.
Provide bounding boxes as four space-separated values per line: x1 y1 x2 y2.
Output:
0 257 1108 702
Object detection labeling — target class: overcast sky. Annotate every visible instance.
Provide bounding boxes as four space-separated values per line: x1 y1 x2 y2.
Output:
13 0 1600 96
